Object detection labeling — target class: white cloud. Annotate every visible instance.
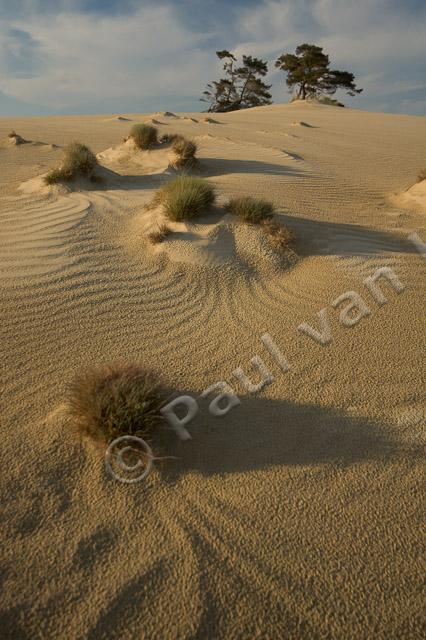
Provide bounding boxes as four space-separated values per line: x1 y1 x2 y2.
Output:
0 5 213 109
236 0 426 112
0 0 424 115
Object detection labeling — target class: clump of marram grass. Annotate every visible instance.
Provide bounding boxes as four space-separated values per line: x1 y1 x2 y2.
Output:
170 136 197 168
149 176 215 221
261 219 294 253
129 123 158 150
226 196 274 224
417 168 426 182
148 224 171 244
66 362 165 445
159 133 198 168
44 142 98 184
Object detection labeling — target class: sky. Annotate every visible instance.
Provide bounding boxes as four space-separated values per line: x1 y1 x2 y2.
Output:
0 0 425 116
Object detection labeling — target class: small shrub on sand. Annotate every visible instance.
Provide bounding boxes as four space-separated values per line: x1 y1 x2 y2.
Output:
261 219 294 253
129 123 158 150
226 196 274 224
66 362 165 444
417 168 426 182
45 142 98 184
171 136 197 168
148 224 171 244
152 176 215 221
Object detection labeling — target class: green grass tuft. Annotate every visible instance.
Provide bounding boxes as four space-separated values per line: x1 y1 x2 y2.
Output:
152 176 215 221
226 196 274 223
45 142 98 184
129 123 158 150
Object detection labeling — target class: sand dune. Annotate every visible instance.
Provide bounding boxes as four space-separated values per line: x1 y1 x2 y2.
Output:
0 131 56 149
103 115 133 122
393 178 426 212
0 102 424 639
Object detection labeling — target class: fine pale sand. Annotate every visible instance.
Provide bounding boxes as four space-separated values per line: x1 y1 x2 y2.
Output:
0 102 424 639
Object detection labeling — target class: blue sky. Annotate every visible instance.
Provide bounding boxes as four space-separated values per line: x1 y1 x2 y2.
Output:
0 0 425 116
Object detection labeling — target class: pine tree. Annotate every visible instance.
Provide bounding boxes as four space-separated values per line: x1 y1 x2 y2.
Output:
201 51 272 112
275 44 362 102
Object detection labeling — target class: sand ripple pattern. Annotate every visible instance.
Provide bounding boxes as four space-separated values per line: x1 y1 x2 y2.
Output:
0 193 91 279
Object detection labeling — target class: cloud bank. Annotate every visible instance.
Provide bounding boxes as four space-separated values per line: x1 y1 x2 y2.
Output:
0 0 425 115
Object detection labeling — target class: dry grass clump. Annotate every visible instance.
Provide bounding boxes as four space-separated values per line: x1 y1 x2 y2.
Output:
171 136 197 168
148 224 171 244
129 123 158 150
226 196 274 224
261 219 294 253
150 176 215 221
160 133 198 168
66 362 165 444
45 142 98 184
226 196 294 254
417 168 426 182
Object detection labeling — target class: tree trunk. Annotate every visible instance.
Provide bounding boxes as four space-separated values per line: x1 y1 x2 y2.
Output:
300 83 306 100
238 75 252 107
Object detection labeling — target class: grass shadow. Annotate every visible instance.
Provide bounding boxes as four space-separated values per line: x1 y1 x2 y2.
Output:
276 213 416 257
155 394 402 483
200 157 306 178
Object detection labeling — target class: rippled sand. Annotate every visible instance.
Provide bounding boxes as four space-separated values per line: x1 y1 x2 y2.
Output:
0 102 424 639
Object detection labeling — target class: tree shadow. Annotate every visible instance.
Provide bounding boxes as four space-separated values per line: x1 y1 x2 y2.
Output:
155 394 403 483
276 213 415 257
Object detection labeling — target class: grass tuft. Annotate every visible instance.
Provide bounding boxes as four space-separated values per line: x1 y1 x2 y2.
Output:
226 196 274 223
45 142 98 184
151 176 215 221
66 362 165 445
148 224 171 244
171 136 198 168
129 123 158 150
261 219 294 253
160 134 198 168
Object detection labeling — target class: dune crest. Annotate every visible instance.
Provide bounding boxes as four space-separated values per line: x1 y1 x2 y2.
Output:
97 138 171 174
0 131 55 148
103 115 132 122
131 205 296 271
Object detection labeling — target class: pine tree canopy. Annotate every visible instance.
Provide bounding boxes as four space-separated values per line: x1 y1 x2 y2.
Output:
275 44 362 102
201 51 272 112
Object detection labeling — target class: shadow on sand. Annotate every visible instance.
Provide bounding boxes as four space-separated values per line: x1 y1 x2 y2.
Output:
153 394 404 483
200 157 307 178
276 214 415 257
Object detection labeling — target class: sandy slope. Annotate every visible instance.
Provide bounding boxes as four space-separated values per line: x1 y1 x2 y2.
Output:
0 102 425 639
